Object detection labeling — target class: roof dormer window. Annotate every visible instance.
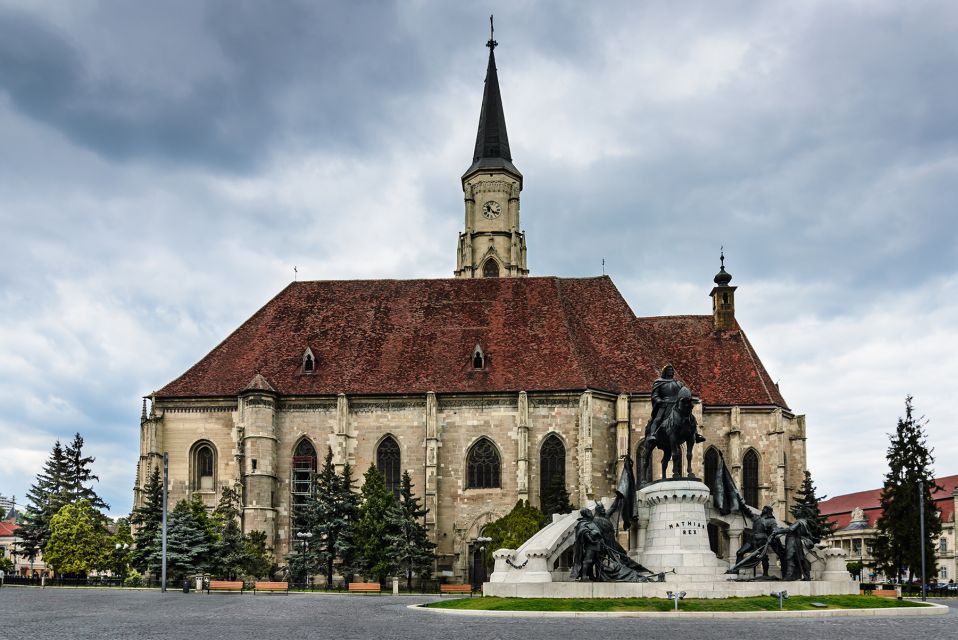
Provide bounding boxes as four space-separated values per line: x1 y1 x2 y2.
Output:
472 343 485 370
302 347 315 373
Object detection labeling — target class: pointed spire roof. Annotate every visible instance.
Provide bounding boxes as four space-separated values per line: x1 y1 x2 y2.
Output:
463 17 522 182
242 372 276 394
713 249 733 287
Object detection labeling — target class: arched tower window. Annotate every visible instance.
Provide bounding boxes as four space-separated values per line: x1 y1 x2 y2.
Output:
302 348 315 373
291 439 317 530
539 434 566 514
192 442 216 491
482 259 500 278
466 438 501 489
742 449 760 508
377 436 401 498
704 447 720 496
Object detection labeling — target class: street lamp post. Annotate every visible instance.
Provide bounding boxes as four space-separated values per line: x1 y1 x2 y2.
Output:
919 480 927 602
297 532 314 590
475 536 492 588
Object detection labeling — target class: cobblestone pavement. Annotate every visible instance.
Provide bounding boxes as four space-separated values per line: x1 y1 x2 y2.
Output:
0 588 955 640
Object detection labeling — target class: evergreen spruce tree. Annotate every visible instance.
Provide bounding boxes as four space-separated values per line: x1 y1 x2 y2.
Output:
148 500 210 584
188 494 219 570
63 433 109 511
353 465 400 585
540 474 574 517
335 463 360 582
789 470 836 540
284 449 359 587
386 471 436 591
872 396 942 582
300 448 339 586
129 466 163 573
17 440 70 557
211 486 247 580
242 530 274 579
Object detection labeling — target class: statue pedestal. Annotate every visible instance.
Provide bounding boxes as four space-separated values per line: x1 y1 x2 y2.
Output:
637 480 727 581
821 546 854 582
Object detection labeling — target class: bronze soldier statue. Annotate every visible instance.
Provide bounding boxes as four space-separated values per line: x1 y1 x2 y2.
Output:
570 509 603 581
729 506 780 577
775 506 820 581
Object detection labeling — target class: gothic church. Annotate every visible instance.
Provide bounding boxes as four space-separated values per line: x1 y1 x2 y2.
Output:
135 34 807 583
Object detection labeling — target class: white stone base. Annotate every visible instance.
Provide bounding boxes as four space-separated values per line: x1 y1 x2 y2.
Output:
483 579 861 599
636 480 727 580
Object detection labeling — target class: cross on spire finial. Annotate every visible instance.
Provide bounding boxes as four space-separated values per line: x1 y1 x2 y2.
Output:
487 14 497 50
720 246 725 268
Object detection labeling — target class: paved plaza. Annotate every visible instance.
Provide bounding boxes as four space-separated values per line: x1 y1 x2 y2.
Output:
0 588 955 640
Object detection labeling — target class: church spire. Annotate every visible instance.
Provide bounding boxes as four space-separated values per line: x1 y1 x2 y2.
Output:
463 15 522 182
455 16 528 279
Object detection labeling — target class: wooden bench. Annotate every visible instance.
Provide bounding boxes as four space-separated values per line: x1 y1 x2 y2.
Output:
439 583 473 596
207 580 244 594
254 581 288 594
347 582 381 594
867 589 898 598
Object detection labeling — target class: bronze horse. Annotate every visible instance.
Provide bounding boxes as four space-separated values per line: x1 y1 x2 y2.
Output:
643 386 699 482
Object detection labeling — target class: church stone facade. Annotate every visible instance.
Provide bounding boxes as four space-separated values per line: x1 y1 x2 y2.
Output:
134 37 807 582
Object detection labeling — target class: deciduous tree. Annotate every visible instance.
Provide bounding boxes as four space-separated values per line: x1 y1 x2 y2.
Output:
482 501 545 568
44 500 109 577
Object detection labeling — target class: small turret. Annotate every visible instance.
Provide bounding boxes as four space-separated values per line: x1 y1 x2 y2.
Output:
709 250 737 331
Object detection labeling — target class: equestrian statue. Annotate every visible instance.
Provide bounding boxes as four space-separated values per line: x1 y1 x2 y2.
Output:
642 364 706 483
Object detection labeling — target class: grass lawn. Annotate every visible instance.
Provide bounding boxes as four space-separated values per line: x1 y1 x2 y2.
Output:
425 594 931 612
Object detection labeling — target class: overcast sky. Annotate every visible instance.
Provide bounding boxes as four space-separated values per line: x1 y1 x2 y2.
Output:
1 1 956 517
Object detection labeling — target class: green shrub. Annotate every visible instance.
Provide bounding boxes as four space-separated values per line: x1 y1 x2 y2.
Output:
124 568 143 587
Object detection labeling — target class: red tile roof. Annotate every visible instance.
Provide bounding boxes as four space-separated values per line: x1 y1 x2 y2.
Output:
0 521 18 537
820 474 958 529
156 276 788 407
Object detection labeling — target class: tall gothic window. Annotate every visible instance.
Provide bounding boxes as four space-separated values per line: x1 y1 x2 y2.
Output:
539 434 565 511
703 447 720 496
467 438 500 489
192 442 215 491
483 259 500 278
291 439 317 530
742 449 760 508
377 436 401 498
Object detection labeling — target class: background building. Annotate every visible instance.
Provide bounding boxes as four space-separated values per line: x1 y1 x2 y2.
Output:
820 474 958 583
134 38 808 583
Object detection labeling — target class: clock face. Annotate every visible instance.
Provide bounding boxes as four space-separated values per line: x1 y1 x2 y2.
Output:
481 200 502 219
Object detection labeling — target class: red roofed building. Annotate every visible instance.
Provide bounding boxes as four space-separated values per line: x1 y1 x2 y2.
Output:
0 517 52 578
820 476 958 582
135 35 808 583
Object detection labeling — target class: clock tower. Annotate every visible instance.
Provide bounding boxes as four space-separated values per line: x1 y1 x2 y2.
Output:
455 22 528 279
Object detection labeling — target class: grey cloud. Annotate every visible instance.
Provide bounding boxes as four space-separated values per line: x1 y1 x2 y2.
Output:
0 2 434 170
